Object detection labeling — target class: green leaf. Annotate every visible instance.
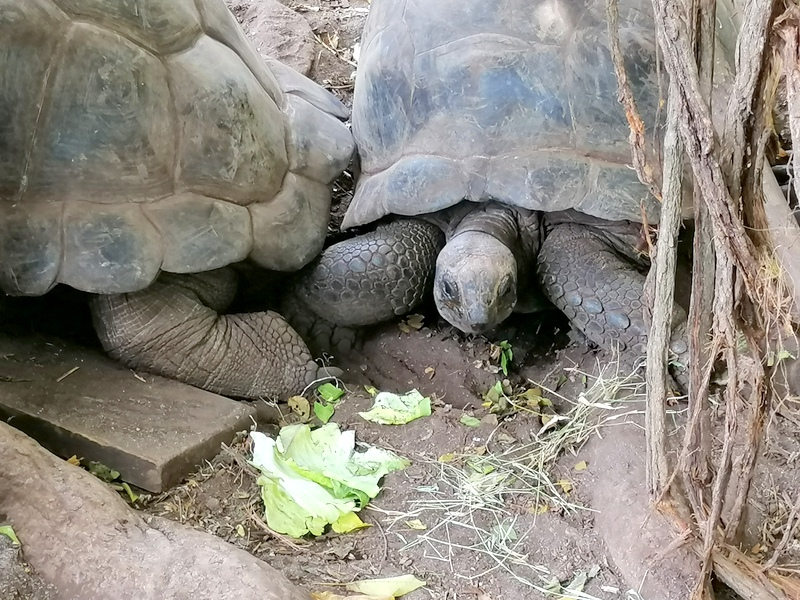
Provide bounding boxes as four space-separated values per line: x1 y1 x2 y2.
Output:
498 340 513 375
0 525 20 545
359 389 432 425
490 520 518 545
249 425 407 538
332 511 371 533
314 401 335 424
121 482 139 503
460 414 481 428
483 380 504 404
556 373 568 390
88 461 120 483
565 569 588 594
345 574 426 596
317 383 344 402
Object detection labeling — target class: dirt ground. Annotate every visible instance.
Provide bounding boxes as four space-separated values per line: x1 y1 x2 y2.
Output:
3 1 800 599
0 537 56 600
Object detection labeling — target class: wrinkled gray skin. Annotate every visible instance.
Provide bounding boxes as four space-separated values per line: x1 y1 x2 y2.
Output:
291 0 691 385
0 0 354 400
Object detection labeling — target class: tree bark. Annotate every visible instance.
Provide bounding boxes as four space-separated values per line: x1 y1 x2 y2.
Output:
0 422 311 600
645 80 684 496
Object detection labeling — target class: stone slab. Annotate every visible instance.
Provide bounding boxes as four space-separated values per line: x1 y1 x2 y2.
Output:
0 335 256 493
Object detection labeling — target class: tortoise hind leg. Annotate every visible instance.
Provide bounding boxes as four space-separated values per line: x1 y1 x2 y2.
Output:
91 268 325 400
536 223 689 389
283 219 444 356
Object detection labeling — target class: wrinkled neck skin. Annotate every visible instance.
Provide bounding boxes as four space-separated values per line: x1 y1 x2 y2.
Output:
434 203 531 334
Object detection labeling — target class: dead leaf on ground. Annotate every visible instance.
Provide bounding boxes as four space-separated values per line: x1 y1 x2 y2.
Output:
288 396 311 421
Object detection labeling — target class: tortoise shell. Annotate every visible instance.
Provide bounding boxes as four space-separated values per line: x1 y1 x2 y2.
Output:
344 0 665 230
0 0 354 295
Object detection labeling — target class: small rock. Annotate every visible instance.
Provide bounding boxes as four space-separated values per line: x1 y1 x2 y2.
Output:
225 0 316 76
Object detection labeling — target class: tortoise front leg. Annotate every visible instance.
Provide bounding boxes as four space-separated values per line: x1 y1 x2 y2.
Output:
283 219 444 355
536 223 689 390
91 268 327 400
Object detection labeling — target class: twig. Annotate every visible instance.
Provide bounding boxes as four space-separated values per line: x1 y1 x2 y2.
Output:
724 332 769 544
693 344 739 597
777 5 800 206
644 80 684 497
651 0 762 295
763 491 800 572
683 0 718 519
719 0 778 202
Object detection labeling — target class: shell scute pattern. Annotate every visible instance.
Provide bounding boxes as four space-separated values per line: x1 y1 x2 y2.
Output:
0 0 353 296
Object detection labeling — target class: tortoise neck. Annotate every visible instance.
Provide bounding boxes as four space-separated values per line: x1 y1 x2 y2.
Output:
450 203 520 250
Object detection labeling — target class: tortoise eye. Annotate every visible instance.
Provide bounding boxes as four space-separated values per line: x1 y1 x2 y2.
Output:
499 278 512 297
442 279 457 299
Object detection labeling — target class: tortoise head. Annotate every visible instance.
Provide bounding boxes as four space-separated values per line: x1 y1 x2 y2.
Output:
433 232 517 335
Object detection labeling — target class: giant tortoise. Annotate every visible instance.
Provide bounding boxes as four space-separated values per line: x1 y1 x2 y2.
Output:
290 0 694 380
0 0 354 399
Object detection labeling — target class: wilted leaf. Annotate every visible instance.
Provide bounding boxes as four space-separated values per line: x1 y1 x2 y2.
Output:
519 387 543 404
288 396 311 421
318 383 345 402
359 389 431 425
406 314 424 329
490 520 517 545
481 414 499 427
483 381 504 404
236 524 246 537
332 511 371 534
460 414 481 428
555 373 568 389
424 366 435 379
405 519 427 530
574 461 588 471
121 482 139 503
345 574 426 596
466 458 494 475
544 577 562 593
561 565 601 598
539 414 569 436
496 432 517 445
556 480 573 494
767 348 796 366
565 570 588 594
88 461 120 483
314 401 336 424
364 385 378 396
66 455 81 466
438 453 456 462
